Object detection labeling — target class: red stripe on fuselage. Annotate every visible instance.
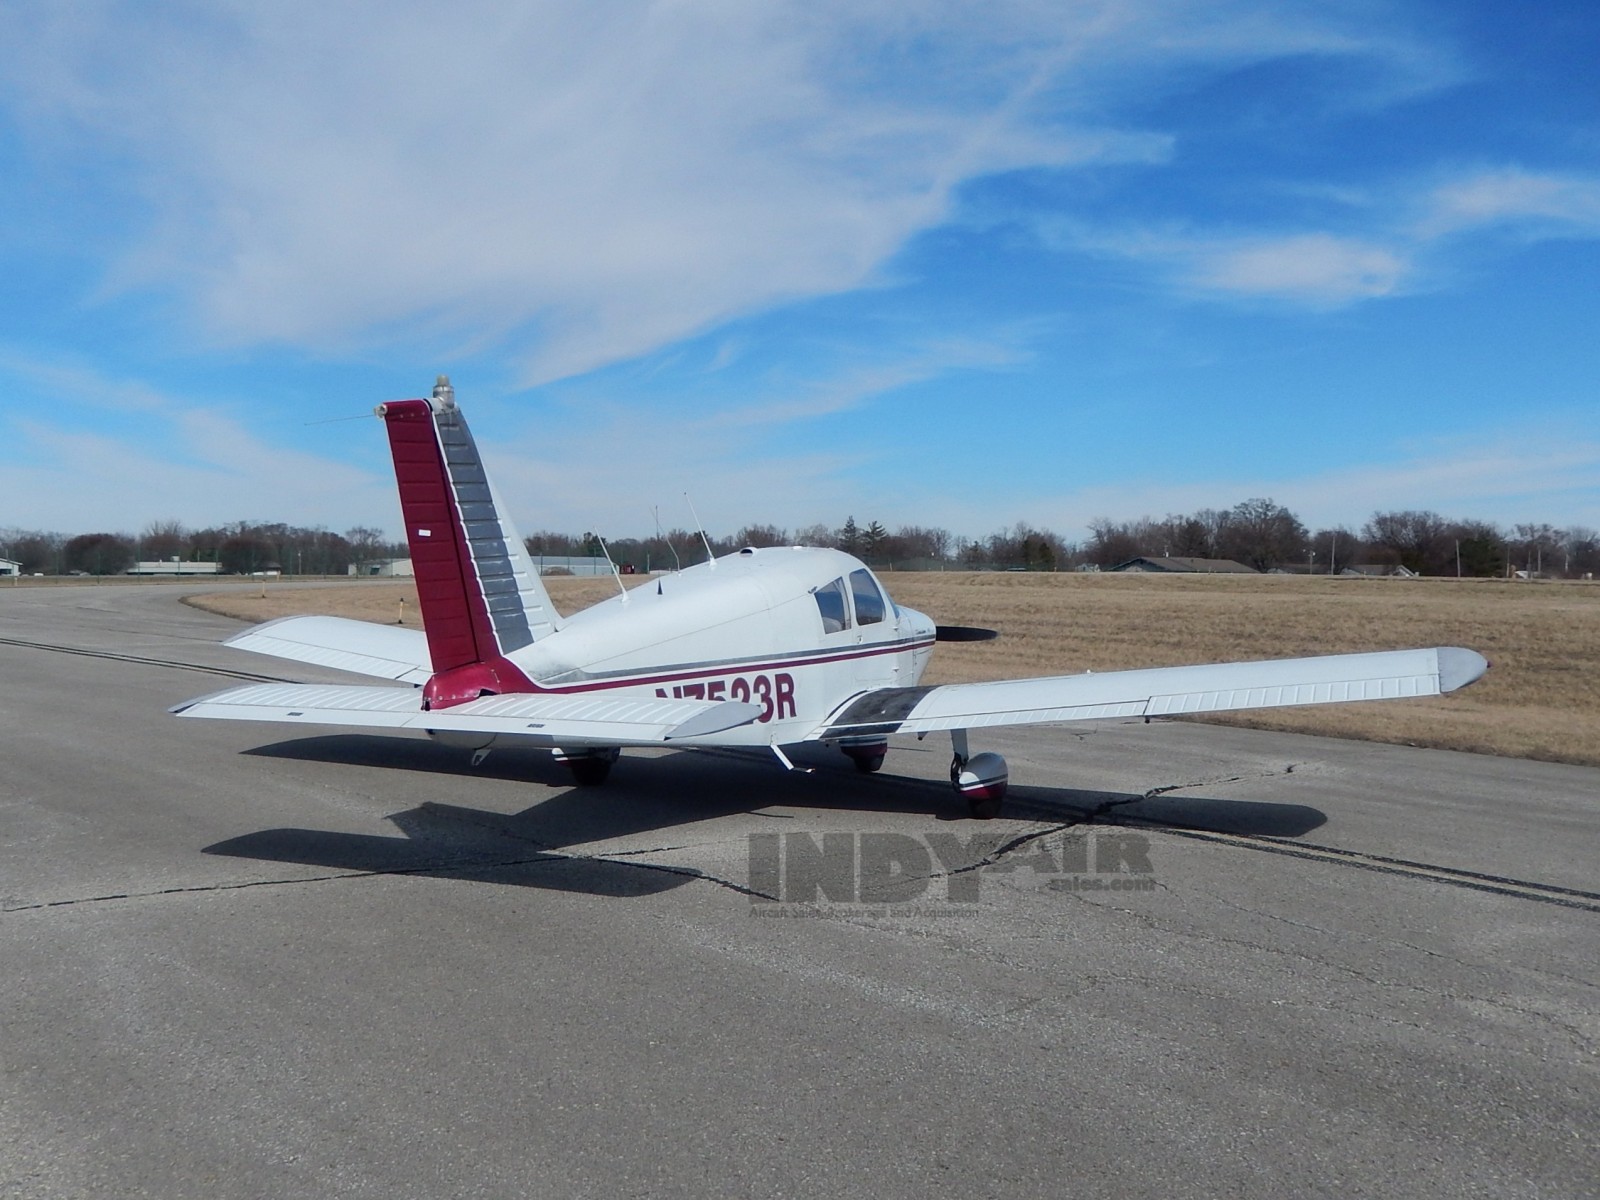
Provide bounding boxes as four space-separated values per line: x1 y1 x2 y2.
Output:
525 636 937 694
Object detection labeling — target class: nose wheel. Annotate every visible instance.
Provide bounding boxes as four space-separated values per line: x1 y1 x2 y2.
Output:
950 730 1008 819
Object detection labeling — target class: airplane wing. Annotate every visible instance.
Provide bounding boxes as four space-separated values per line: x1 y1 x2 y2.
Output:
223 616 433 684
172 683 764 747
808 647 1488 740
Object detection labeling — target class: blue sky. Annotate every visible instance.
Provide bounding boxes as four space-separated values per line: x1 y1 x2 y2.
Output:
1 0 1596 543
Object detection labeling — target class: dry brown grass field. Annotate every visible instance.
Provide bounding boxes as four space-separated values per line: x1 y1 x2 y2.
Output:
186 572 1600 767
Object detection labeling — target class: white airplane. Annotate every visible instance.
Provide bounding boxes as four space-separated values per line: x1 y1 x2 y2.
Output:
173 377 1489 818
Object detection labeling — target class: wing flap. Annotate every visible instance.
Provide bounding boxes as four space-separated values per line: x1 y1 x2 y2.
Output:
172 683 763 746
225 615 432 683
810 647 1487 739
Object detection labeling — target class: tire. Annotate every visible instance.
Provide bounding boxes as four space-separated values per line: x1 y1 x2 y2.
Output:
566 757 614 786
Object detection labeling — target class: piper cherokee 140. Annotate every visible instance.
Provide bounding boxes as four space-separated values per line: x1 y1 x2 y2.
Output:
172 377 1489 818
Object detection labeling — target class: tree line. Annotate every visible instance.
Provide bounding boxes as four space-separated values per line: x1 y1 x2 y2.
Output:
1080 503 1597 577
5 502 1597 578
532 502 1597 578
0 521 407 576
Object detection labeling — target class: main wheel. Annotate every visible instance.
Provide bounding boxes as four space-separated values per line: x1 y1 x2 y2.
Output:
841 739 889 774
565 756 614 786
951 751 1009 820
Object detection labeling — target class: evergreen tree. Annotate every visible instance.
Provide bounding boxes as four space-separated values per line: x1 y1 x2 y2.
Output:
862 520 887 561
838 516 860 554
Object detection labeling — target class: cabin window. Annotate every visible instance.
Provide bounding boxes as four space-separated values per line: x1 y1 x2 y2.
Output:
850 569 886 625
813 578 851 633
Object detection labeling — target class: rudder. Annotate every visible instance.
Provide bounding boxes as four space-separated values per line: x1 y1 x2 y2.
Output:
376 377 559 686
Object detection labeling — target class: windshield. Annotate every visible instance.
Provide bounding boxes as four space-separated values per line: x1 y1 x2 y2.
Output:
849 569 886 625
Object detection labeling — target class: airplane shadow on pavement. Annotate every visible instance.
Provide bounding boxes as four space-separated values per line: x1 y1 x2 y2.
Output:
203 734 1327 896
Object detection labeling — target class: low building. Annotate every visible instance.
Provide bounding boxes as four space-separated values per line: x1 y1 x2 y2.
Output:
1340 565 1419 578
531 554 620 577
1109 556 1257 574
127 560 222 576
349 558 415 577
0 557 20 576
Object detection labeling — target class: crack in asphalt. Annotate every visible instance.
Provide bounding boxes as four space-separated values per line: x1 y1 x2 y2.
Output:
11 751 1593 916
0 635 295 684
1 841 777 914
1018 763 1600 914
932 822 1078 879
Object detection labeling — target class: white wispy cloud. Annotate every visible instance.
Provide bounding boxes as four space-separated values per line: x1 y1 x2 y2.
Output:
1054 165 1600 308
1066 226 1413 305
1416 167 1600 238
0 354 393 531
1183 234 1408 303
0 0 1452 384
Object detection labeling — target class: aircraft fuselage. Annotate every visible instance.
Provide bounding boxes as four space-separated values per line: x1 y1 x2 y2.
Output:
499 546 936 747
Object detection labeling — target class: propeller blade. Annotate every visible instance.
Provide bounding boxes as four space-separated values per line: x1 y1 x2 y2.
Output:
935 625 999 642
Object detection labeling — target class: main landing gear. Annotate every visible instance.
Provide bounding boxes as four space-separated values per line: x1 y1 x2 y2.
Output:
839 738 888 774
553 747 620 786
837 731 1009 818
949 729 1009 820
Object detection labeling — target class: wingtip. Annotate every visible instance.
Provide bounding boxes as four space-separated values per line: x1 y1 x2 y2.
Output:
1437 647 1489 693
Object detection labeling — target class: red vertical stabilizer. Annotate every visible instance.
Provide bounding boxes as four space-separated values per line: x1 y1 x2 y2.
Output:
377 390 539 707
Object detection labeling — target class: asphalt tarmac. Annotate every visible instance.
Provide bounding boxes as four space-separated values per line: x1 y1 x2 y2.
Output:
2 583 1596 1199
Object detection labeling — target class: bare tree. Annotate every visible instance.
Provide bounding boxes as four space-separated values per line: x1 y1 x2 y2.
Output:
1561 526 1599 577
1512 522 1561 576
1219 498 1306 572
63 533 135 575
1086 517 1151 567
1310 527 1360 574
141 519 190 561
345 525 387 570
1363 510 1451 575
733 524 788 548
